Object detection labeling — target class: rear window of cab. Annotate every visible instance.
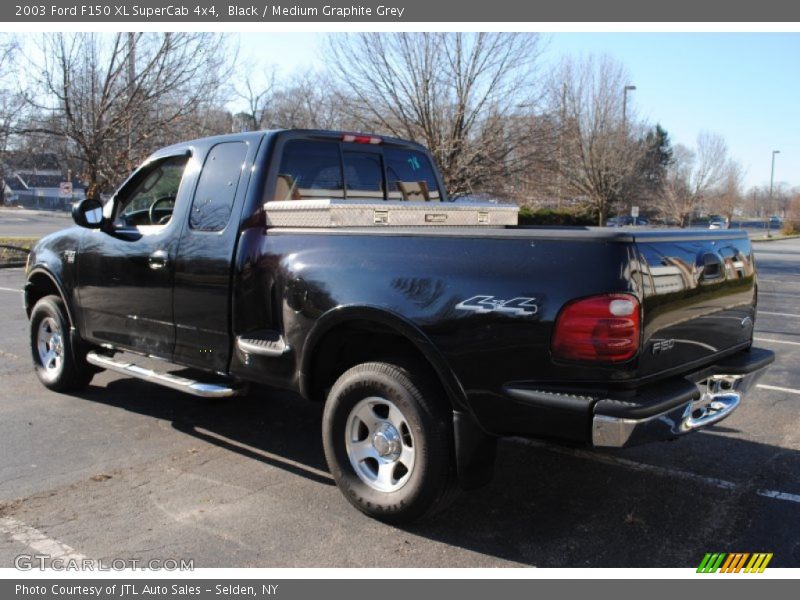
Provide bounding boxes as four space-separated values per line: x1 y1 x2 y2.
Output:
270 139 442 202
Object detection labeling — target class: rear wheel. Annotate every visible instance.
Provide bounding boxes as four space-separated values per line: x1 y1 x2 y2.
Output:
322 361 457 523
30 295 94 392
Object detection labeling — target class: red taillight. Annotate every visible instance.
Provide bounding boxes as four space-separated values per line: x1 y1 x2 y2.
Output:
551 294 641 363
342 134 382 145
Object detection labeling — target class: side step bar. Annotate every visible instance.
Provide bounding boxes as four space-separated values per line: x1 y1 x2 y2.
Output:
86 352 241 398
236 330 290 357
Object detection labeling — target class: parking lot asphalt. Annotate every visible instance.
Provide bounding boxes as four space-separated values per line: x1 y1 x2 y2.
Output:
0 239 798 568
0 209 72 238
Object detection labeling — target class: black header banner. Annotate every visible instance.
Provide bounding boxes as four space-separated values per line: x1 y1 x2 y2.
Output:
5 0 800 22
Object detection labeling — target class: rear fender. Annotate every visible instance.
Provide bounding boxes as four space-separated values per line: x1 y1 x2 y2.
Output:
299 306 497 490
299 305 468 411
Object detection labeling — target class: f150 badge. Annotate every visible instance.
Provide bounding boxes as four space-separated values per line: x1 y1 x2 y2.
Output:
455 295 539 316
652 339 675 354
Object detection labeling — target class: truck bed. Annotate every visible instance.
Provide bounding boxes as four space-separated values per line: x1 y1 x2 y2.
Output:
253 222 755 380
268 224 748 242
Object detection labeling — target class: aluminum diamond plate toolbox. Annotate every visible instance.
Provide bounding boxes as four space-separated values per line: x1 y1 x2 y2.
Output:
264 199 519 228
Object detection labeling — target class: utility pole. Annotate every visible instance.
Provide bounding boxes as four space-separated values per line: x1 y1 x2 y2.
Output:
622 85 636 215
622 85 636 128
558 81 566 210
126 33 136 172
768 150 780 238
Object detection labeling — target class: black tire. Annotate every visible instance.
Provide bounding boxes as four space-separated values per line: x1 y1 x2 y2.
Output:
30 295 94 392
322 361 457 523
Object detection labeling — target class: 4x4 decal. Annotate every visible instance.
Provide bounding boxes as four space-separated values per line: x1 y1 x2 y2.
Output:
455 295 539 316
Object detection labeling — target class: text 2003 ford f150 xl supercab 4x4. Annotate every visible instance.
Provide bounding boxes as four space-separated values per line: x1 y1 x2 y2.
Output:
25 130 774 522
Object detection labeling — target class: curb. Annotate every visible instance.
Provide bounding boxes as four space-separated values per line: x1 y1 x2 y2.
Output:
751 235 800 243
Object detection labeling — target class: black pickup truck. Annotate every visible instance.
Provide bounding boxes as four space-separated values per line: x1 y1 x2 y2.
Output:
25 129 774 522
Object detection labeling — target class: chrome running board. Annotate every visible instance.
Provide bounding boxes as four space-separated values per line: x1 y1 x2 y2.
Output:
86 351 241 398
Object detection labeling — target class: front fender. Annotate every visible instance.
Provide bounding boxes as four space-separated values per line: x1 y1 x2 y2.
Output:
24 228 84 326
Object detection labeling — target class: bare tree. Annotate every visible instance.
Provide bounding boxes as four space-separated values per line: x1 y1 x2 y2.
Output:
547 55 647 225
0 35 19 147
324 32 544 194
20 32 232 199
232 66 351 133
661 132 728 227
745 184 773 219
709 159 744 223
786 188 800 229
0 35 23 205
661 144 695 226
745 182 790 220
234 65 277 131
262 70 352 131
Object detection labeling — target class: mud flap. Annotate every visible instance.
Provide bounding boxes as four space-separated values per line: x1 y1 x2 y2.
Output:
453 410 497 490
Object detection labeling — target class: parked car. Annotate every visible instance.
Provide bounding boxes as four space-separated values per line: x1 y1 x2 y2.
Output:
708 216 729 230
606 216 649 227
24 129 774 522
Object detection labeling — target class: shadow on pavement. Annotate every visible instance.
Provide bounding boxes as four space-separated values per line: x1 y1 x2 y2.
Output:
70 376 800 568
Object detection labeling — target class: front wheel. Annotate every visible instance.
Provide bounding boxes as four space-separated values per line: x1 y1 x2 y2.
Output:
322 361 457 523
30 295 94 392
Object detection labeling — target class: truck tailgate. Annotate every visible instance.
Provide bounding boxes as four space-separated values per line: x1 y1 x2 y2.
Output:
633 230 756 379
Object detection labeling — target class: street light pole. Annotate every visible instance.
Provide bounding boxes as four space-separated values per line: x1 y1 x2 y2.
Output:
622 85 637 217
622 85 636 127
768 150 780 238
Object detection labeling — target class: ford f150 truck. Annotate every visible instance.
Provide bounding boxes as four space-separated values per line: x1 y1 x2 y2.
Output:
25 129 774 522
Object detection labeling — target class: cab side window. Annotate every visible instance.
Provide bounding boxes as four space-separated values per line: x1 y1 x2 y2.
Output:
189 142 249 232
343 150 384 199
384 148 441 201
272 140 344 201
269 139 443 202
114 155 190 227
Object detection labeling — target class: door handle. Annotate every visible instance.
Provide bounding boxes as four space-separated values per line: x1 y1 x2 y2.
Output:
148 250 169 270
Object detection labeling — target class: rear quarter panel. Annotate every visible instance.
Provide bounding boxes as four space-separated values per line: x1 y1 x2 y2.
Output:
234 229 642 398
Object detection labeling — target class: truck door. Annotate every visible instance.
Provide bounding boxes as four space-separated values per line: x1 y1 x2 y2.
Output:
172 139 256 372
76 152 194 358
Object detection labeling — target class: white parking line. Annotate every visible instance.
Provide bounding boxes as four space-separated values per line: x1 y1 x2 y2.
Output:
0 348 22 361
757 384 800 396
754 337 800 347
511 438 800 505
0 286 22 294
757 489 800 503
758 279 800 285
0 516 86 561
758 311 800 318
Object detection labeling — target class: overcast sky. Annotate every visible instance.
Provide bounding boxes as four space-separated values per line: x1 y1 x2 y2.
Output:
235 32 799 192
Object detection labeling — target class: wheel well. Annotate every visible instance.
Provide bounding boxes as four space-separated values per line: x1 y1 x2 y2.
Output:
25 272 68 323
306 319 451 406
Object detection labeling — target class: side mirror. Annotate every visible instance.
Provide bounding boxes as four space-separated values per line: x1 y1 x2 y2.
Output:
72 198 104 229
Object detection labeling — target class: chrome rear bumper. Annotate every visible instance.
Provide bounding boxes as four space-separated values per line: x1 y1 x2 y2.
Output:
592 371 763 448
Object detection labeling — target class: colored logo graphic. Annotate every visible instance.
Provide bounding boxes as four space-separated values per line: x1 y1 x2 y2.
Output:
697 552 773 573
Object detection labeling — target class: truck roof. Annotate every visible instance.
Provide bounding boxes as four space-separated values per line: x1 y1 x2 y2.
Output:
154 129 431 157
